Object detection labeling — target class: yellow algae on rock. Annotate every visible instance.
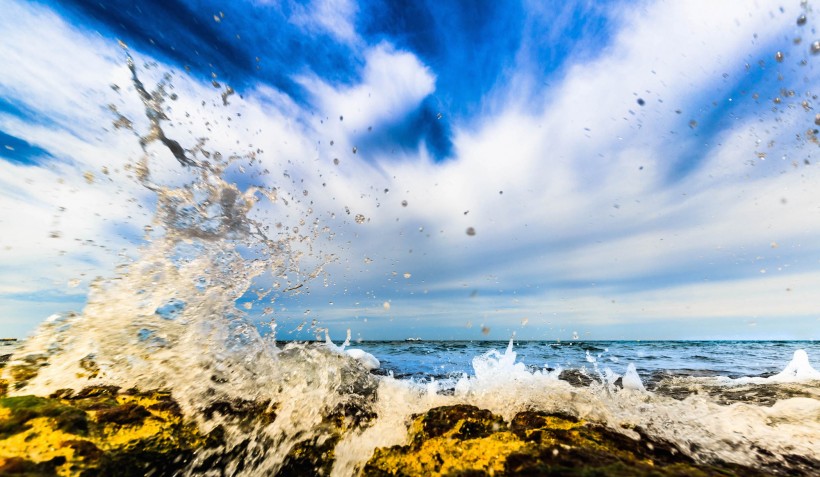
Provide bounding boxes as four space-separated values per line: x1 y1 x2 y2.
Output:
0 418 79 476
0 386 206 476
373 429 524 476
363 405 773 477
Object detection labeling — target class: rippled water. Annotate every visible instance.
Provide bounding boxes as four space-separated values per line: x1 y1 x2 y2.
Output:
347 339 820 380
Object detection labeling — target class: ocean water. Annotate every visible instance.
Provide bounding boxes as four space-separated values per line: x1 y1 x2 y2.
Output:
2 49 820 476
343 339 820 382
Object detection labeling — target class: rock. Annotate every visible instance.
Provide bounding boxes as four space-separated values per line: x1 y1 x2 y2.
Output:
0 386 209 476
363 405 777 477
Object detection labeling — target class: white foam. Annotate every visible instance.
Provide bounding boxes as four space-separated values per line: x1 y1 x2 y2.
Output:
324 330 380 370
345 348 380 370
729 349 820 385
621 363 645 391
769 349 820 382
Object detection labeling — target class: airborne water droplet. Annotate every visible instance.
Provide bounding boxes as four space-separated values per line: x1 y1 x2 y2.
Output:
466 227 476 236
354 214 366 224
155 298 186 320
775 51 784 63
811 41 820 55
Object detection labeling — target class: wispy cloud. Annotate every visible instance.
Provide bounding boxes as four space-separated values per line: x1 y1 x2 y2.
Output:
1 0 818 340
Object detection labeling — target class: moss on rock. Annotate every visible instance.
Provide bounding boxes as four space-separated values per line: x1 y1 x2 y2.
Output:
363 405 775 477
0 386 208 476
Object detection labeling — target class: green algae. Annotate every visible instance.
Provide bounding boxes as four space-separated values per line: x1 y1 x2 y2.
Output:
0 396 88 438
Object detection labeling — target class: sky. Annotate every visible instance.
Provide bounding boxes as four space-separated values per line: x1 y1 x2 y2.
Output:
1 0 820 341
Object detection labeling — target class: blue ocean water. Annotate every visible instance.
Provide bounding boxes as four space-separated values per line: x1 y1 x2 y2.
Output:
341 340 820 382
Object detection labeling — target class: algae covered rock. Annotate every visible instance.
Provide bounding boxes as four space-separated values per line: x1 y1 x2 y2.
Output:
0 386 209 476
363 405 772 477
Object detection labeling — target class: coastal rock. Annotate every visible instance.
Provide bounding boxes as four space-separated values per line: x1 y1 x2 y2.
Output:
363 405 773 477
0 386 208 476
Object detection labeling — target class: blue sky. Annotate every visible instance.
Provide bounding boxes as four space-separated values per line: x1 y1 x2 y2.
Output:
1 0 820 340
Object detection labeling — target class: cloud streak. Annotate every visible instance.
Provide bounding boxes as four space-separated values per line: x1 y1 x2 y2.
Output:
1 0 819 340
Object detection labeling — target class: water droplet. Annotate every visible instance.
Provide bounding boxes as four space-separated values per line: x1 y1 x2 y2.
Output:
83 171 95 184
481 326 490 335
797 14 807 26
333 158 340 165
354 214 366 224
775 51 784 62
466 227 476 236
401 200 408 207
383 301 390 310
436 112 443 120
636 98 645 106
815 113 820 126
811 41 820 55
352 146 358 154
155 298 186 320
688 119 698 129
403 273 411 279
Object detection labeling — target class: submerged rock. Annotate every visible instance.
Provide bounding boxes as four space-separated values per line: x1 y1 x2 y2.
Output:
363 405 776 477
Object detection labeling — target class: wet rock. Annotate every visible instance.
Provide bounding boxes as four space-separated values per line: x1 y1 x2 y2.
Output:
557 369 594 387
363 405 777 477
201 396 277 427
0 388 209 476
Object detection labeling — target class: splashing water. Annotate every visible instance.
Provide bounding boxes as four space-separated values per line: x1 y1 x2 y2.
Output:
3 54 369 474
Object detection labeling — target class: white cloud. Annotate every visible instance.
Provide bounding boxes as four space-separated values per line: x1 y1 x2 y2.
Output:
288 0 360 45
296 43 436 132
1 0 819 340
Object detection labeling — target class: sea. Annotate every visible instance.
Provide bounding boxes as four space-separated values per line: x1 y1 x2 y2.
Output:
342 339 820 383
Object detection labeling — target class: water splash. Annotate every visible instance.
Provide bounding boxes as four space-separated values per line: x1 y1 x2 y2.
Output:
2 54 367 474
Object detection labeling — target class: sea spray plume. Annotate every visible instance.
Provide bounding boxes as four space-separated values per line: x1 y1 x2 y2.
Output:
2 54 383 474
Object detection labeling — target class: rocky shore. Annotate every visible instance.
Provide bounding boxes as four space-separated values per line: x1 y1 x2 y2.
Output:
2 388 805 476
2 356 816 477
